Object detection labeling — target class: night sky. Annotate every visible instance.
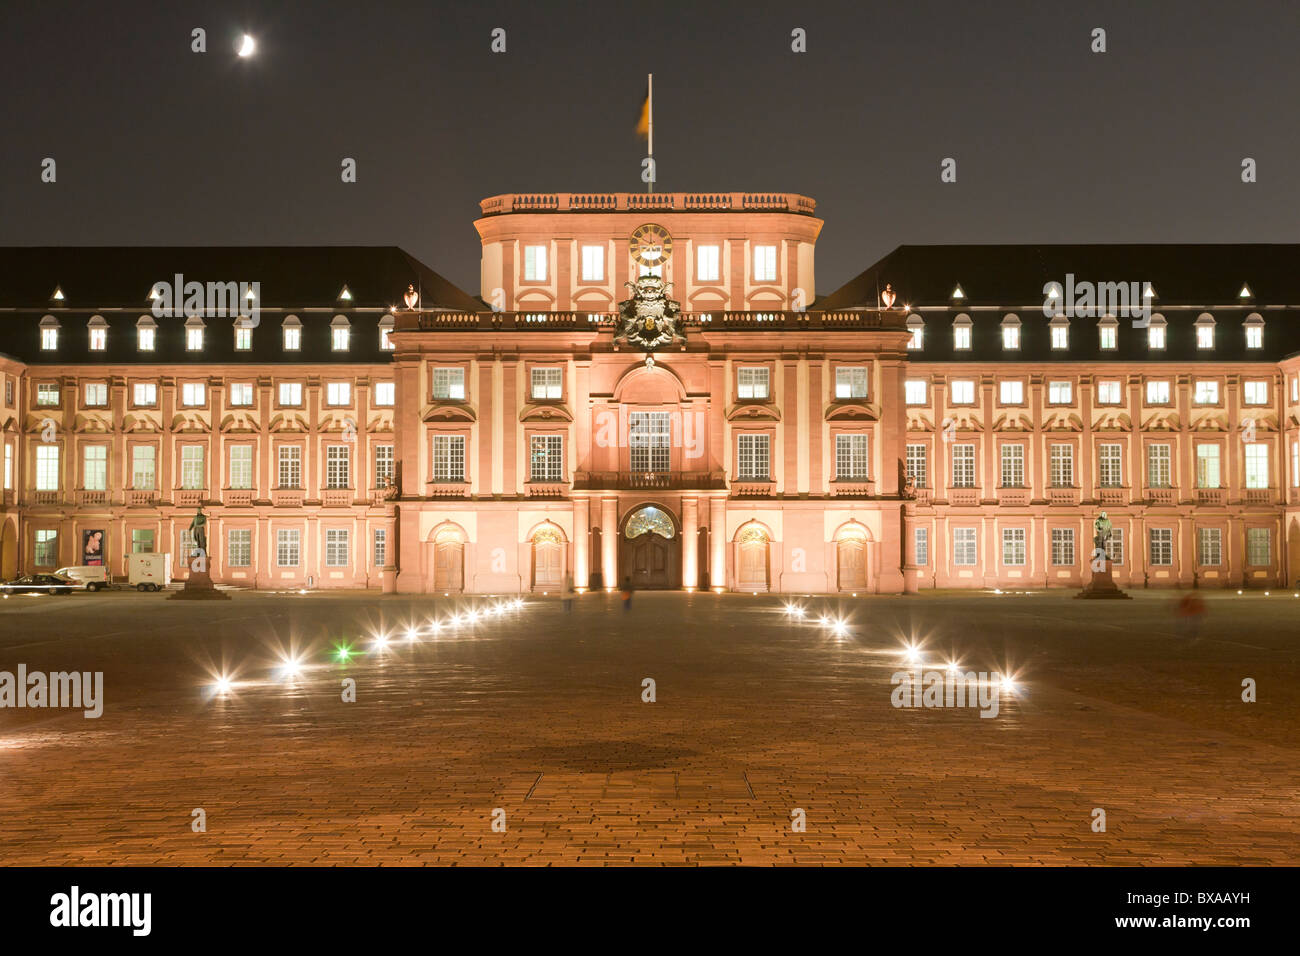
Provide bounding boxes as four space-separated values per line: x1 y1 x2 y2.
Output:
3 0 1299 297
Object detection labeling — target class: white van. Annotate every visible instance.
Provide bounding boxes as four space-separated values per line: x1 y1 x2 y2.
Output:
128 553 171 592
55 566 110 591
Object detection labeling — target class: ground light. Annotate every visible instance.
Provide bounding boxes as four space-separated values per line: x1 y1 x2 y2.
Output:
211 674 234 696
333 641 355 662
277 655 304 681
1000 675 1018 694
404 626 419 642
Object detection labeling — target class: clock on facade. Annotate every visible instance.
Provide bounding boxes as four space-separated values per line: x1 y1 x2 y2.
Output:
629 223 673 268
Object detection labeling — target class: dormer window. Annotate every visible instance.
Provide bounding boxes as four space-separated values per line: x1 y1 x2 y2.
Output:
953 314 972 350
185 316 204 351
88 316 108 351
906 314 924 350
1195 313 1215 350
1148 314 1167 350
39 316 59 351
379 315 395 350
1049 318 1069 350
1001 314 1021 351
331 315 350 351
1098 317 1118 350
1245 313 1264 350
283 315 302 351
234 318 253 350
136 315 156 351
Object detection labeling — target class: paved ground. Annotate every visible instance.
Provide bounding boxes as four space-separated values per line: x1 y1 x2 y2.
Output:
0 587 1296 865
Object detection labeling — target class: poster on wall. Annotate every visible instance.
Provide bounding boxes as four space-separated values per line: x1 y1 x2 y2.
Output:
81 529 105 566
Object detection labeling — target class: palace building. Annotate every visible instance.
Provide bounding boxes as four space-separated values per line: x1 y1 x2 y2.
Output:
3 193 1300 593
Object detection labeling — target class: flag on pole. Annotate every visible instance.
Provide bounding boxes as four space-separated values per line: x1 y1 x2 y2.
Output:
636 79 650 139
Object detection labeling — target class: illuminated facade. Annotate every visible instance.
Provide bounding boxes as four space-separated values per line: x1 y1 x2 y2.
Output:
2 200 1299 592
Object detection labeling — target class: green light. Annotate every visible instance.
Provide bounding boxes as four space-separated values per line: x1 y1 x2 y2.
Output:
333 641 354 662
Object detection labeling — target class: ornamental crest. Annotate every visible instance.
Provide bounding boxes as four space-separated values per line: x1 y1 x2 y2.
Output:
616 274 684 352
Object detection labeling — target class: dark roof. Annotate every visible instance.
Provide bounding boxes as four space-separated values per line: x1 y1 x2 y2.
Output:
0 246 479 313
818 244 1300 310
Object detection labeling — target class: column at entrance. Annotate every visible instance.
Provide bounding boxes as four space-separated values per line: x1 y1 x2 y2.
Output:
681 497 699 588
601 496 618 589
709 497 726 589
572 497 590 588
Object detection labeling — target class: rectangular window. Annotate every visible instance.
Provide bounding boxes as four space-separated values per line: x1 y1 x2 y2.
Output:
1247 527 1271 566
1099 324 1117 349
629 411 671 472
1146 380 1170 404
907 324 923 349
37 384 59 406
1050 325 1068 349
835 434 870 480
905 443 927 488
186 326 203 351
326 445 350 489
1196 325 1214 349
1149 528 1173 566
431 435 466 481
84 383 108 407
132 445 156 489
1097 380 1122 404
1000 444 1024 487
325 528 350 567
374 445 394 485
953 325 971 350
905 379 927 405
131 529 154 553
278 383 302 406
1246 325 1263 349
1293 440 1299 489
1002 528 1026 566
1050 445 1074 487
137 326 155 351
835 367 868 399
1105 528 1125 566
35 445 59 491
373 528 388 567
326 382 351 406
182 383 206 407
1148 324 1166 349
737 367 770 400
283 325 301 351
374 381 396 406
530 435 563 481
379 325 394 350
580 245 605 282
1197 527 1222 566
278 446 301 488
1147 444 1171 488
953 528 978 566
1292 377 1298 403
1099 443 1123 487
1245 443 1269 489
41 327 58 350
433 368 465 400
1243 381 1267 405
332 327 349 351
229 383 254 407
952 444 976 488
82 445 107 491
34 529 57 566
753 245 777 282
3 444 11 490
1002 325 1020 350
234 326 252 350
914 527 928 566
180 445 205 489
950 379 975 404
737 434 770 479
276 529 301 567
229 445 253 489
1195 444 1221 488
133 383 157 407
227 529 251 567
1051 528 1075 566
531 367 563 400
524 245 548 281
1194 380 1219 404
1048 381 1072 404
999 380 1024 404
696 245 720 282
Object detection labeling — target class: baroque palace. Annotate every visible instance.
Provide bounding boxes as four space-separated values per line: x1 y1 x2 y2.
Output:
3 191 1300 593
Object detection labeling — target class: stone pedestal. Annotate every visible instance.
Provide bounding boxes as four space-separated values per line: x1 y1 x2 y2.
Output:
168 568 231 600
1075 560 1132 599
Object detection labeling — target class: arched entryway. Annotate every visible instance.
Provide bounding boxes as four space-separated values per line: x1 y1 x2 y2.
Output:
530 524 565 591
1288 517 1300 587
735 523 770 592
620 504 678 589
430 525 465 593
835 521 872 592
0 517 17 580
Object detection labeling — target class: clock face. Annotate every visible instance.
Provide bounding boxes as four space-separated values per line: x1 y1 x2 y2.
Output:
629 223 673 267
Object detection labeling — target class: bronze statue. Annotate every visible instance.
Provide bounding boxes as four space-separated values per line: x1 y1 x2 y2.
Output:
1093 511 1112 551
189 505 208 554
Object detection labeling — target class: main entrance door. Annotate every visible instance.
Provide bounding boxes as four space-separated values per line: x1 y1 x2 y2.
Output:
621 505 678 589
433 529 464 592
837 537 867 590
736 525 769 591
531 527 564 590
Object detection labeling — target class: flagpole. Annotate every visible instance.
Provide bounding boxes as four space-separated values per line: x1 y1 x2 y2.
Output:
647 73 653 194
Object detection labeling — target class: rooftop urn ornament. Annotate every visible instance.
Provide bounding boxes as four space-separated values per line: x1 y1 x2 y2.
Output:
880 283 897 309
403 284 419 310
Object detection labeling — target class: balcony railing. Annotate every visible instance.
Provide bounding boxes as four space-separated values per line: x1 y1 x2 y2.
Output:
1098 487 1128 506
1196 488 1224 506
411 309 900 333
572 471 727 491
31 490 60 506
731 479 775 497
426 481 470 498
948 487 979 507
127 489 158 506
223 489 255 507
526 481 569 498
321 488 353 507
1243 488 1272 505
271 488 304 507
1048 487 1080 507
1148 487 1176 506
176 489 205 507
75 489 109 506
829 478 875 497
479 191 817 216
996 487 1030 506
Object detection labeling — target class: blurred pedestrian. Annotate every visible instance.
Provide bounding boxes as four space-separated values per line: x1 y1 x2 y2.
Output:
621 575 634 611
562 573 575 612
1173 591 1206 640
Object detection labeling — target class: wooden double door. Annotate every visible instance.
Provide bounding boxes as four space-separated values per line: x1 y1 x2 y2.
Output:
622 533 677 589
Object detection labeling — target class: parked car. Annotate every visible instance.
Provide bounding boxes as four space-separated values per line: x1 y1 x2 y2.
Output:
1 573 79 595
55 566 110 591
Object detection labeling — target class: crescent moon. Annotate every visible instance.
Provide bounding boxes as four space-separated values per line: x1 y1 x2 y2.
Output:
237 34 255 57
